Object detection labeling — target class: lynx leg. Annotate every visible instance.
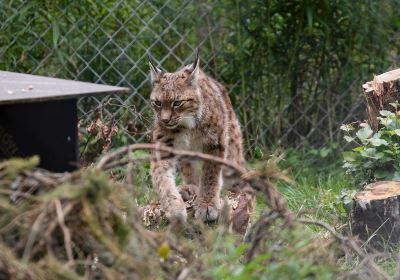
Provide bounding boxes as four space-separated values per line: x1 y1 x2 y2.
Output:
150 127 187 221
177 158 200 186
151 158 187 222
194 146 224 222
177 158 200 202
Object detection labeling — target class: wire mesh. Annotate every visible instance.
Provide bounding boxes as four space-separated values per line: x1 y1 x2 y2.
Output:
0 0 366 158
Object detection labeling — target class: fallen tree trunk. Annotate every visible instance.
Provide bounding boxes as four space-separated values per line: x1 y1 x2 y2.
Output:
363 69 400 131
352 181 400 246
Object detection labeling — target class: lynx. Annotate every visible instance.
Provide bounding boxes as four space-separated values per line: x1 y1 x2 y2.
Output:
149 50 247 222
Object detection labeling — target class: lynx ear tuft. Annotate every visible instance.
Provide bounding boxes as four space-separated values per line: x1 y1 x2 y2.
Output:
186 48 200 84
148 53 163 84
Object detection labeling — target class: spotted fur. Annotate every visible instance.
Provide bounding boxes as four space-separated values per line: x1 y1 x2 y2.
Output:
149 51 246 222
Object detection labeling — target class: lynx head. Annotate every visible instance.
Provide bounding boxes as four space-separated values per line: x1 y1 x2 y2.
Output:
149 50 201 130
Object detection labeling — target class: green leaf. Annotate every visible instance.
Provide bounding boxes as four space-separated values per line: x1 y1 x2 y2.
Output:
374 169 392 179
363 161 374 168
369 138 388 146
360 148 384 159
393 129 400 136
356 127 373 141
319 148 330 158
378 117 393 127
374 152 385 159
379 110 394 117
340 124 354 132
383 149 394 155
342 151 358 162
353 146 364 152
344 135 354 142
360 148 377 158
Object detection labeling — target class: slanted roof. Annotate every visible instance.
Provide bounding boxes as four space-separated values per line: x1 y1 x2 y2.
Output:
0 71 130 105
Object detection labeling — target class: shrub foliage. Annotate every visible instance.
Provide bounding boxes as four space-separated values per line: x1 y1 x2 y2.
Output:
342 106 400 185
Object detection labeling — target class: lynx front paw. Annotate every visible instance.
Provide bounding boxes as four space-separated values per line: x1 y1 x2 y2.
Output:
164 197 187 222
165 206 187 222
194 199 220 222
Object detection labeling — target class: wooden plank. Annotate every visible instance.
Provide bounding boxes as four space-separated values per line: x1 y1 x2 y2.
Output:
0 71 130 105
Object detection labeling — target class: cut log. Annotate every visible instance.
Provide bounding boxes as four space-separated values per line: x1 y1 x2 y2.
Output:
362 69 400 131
352 181 400 246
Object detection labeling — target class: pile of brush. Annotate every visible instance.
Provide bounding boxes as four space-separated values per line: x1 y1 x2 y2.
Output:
0 148 264 279
0 145 393 279
0 145 293 279
0 156 178 279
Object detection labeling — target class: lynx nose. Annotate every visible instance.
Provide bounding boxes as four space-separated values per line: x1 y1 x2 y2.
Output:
160 110 172 124
161 118 170 124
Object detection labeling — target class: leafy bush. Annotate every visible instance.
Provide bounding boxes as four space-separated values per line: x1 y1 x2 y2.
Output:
341 107 400 185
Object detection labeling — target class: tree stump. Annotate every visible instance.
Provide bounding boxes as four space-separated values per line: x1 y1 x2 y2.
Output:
362 69 400 131
352 181 400 246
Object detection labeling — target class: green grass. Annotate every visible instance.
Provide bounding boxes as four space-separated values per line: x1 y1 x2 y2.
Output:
106 146 399 278
206 148 349 279
253 148 355 227
113 147 355 226
279 154 354 224
103 147 399 278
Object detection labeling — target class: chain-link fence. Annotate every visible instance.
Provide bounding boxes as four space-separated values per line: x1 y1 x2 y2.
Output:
2 0 388 159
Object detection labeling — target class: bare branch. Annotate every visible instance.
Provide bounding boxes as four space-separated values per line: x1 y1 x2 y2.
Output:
96 143 291 218
55 199 74 265
298 218 391 280
96 143 247 174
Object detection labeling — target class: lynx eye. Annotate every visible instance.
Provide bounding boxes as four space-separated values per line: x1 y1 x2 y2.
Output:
152 100 161 107
172 101 182 107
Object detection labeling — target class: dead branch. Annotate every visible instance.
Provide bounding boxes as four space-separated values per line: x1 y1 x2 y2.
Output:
96 143 247 174
55 199 74 265
298 218 348 242
96 143 290 218
244 211 280 263
298 218 391 280
22 204 49 261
